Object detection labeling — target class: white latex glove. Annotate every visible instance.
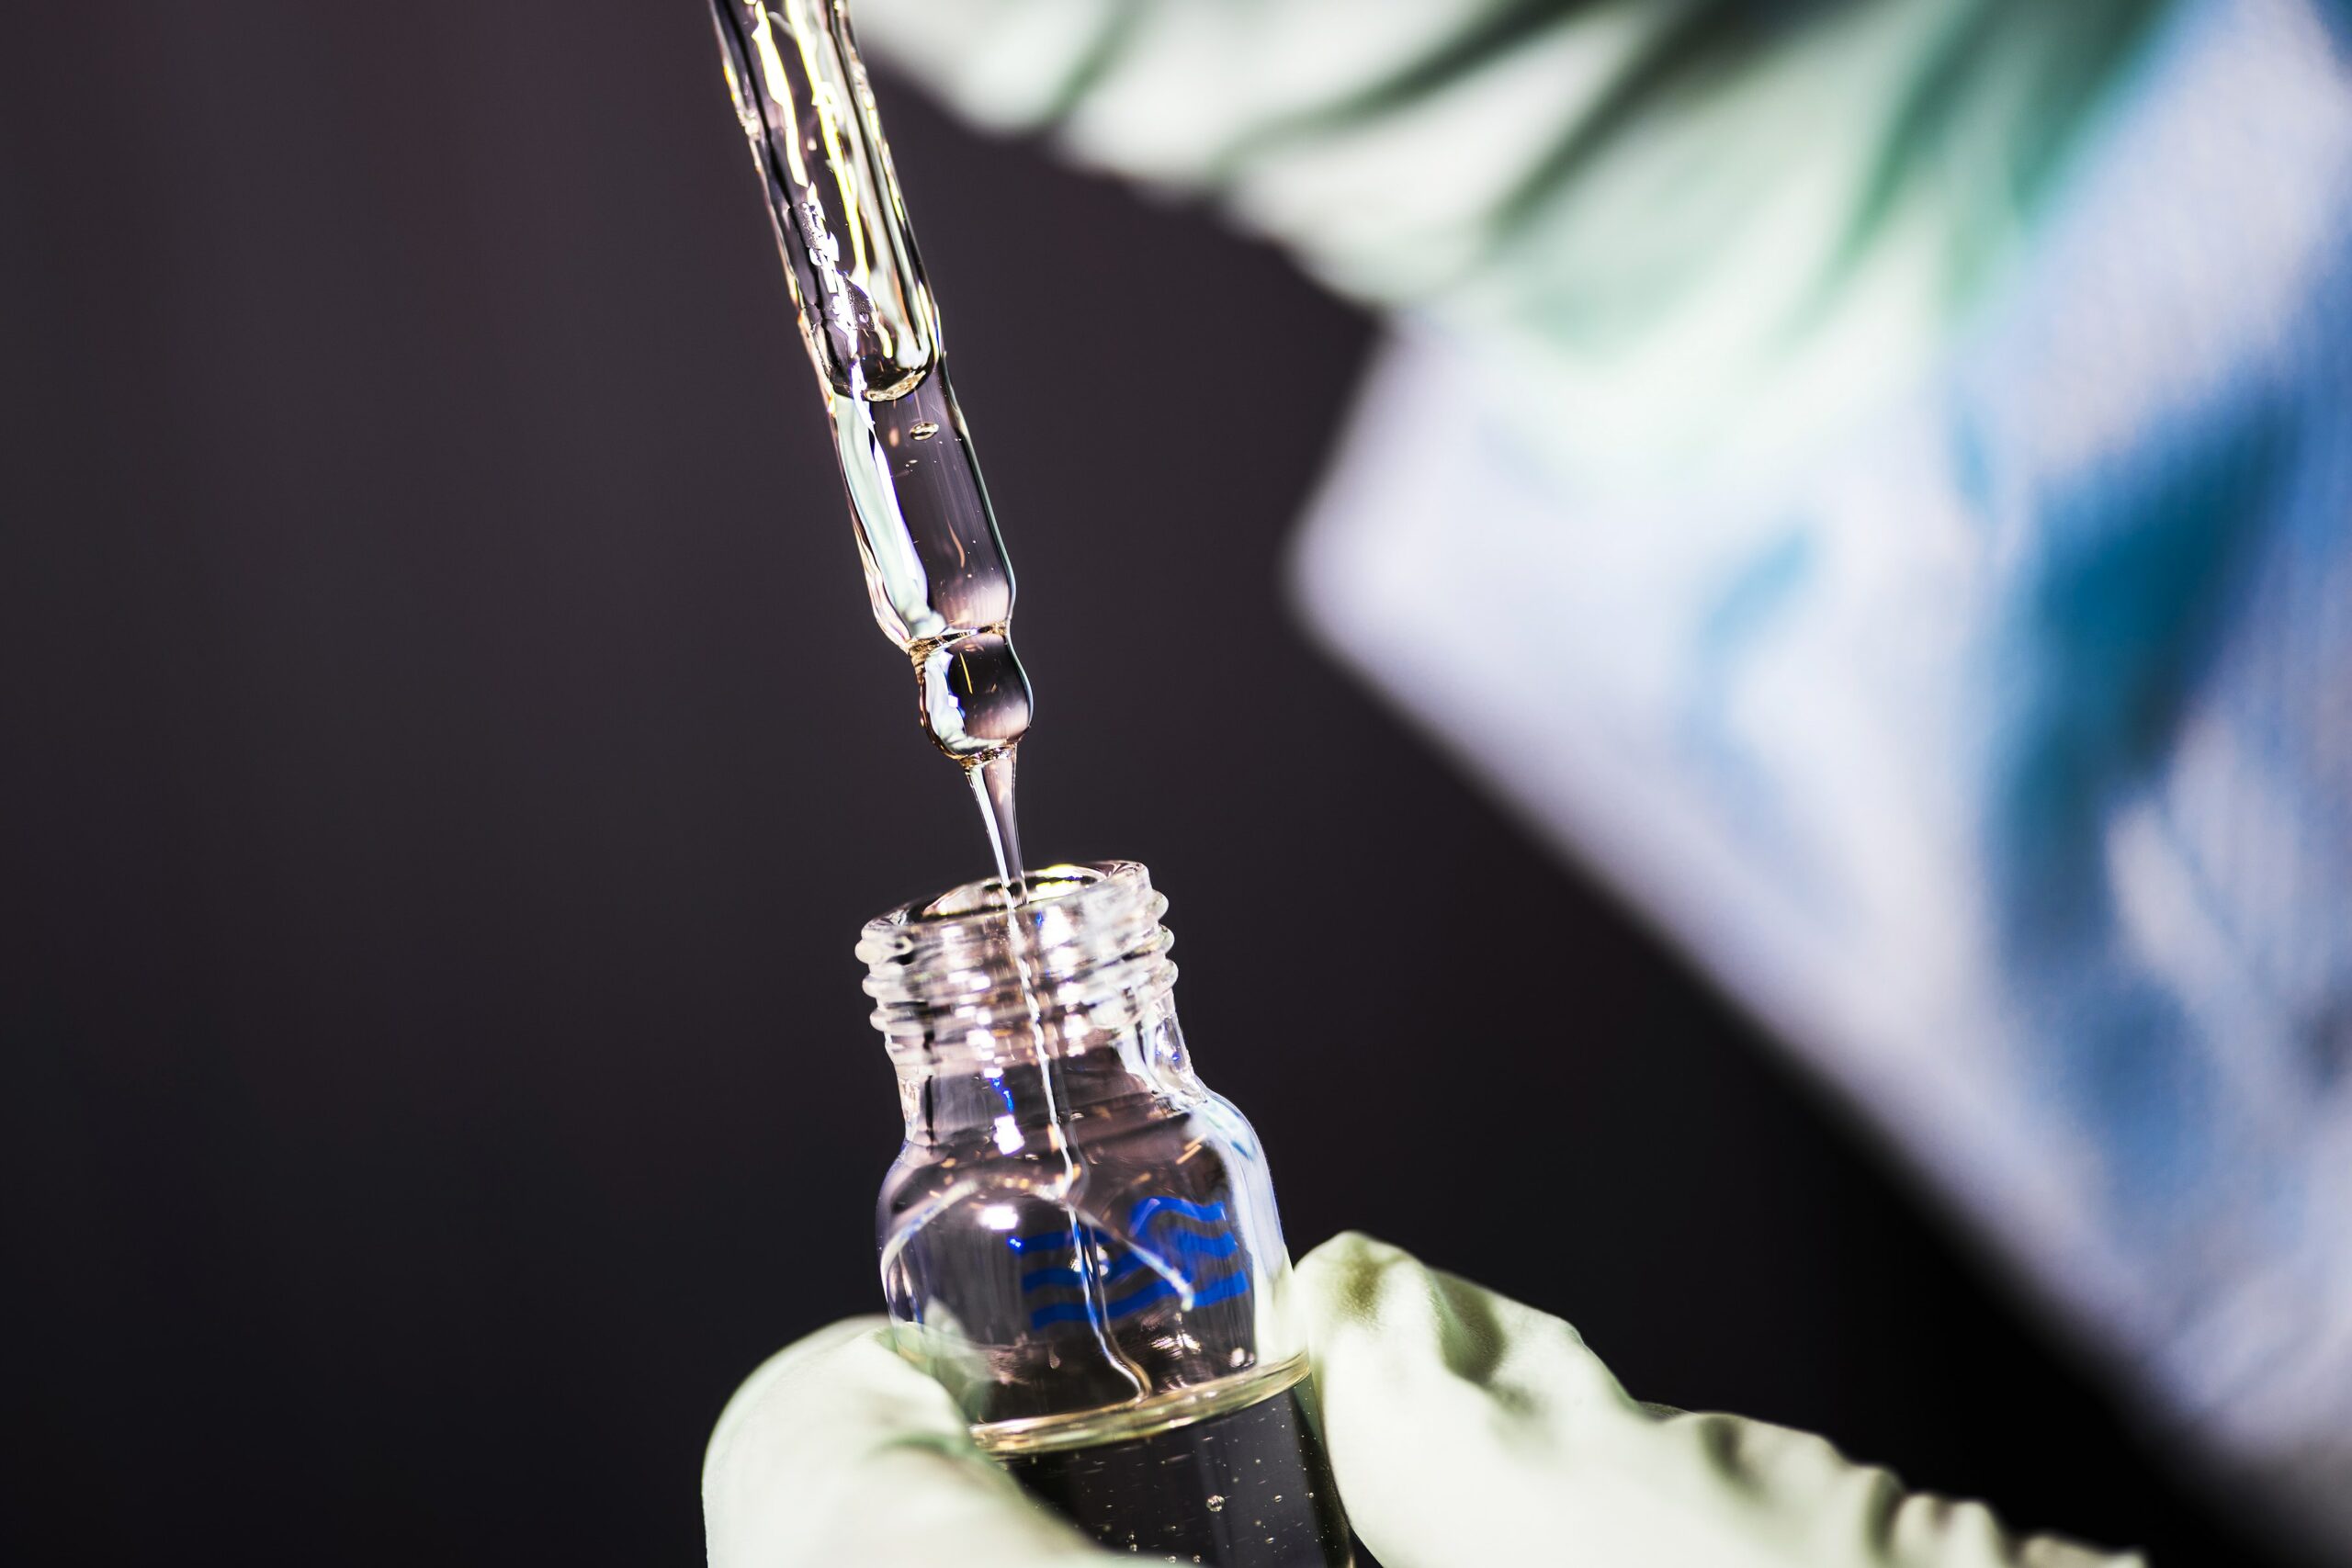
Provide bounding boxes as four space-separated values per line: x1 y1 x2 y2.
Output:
850 0 2154 477
837 7 2352 1551
705 1234 2141 1567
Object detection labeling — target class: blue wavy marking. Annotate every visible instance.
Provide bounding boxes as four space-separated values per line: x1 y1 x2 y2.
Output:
1182 1269 1252 1311
1015 1198 1250 1331
1126 1196 1227 1231
1025 1299 1095 1328
1096 1261 1250 1319
1021 1229 1237 1292
1105 1273 1178 1314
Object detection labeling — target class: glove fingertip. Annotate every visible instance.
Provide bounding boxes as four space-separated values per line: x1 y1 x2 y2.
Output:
1295 1231 1416 1314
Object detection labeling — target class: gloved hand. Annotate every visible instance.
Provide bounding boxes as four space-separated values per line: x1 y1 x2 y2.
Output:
837 7 2352 1553
705 1233 2139 1567
850 0 2155 476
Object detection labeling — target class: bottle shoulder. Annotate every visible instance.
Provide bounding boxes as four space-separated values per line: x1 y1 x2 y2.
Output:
879 1100 1257 1230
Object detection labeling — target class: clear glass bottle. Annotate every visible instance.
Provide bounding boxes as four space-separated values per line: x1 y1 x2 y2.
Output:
858 862 1353 1567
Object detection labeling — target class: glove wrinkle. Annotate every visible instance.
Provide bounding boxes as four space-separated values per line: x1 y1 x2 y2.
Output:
854 0 2166 474
1424 1261 1521 1404
699 1242 2143 1566
1295 1233 2143 1568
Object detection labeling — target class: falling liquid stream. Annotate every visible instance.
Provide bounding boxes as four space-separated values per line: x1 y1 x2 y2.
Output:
972 750 1027 905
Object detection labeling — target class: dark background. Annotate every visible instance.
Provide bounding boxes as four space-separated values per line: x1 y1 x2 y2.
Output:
0 6 2286 1564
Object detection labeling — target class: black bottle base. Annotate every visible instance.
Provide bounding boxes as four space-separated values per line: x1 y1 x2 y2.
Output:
1000 1378 1352 1567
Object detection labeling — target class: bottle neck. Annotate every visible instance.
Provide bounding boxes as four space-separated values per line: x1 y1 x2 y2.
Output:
859 863 1194 1147
896 992 1203 1149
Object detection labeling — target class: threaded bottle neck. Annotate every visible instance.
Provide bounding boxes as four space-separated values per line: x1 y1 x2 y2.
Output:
857 862 1178 1065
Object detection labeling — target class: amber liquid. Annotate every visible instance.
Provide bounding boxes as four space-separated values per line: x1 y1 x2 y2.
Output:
1001 1379 1352 1568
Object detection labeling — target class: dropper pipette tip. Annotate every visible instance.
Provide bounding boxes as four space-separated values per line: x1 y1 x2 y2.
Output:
970 750 1027 907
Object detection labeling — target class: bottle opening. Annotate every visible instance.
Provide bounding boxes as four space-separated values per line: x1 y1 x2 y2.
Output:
859 861 1174 1057
914 863 1102 919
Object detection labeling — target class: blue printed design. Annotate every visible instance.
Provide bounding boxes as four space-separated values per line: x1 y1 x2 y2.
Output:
1012 1197 1250 1332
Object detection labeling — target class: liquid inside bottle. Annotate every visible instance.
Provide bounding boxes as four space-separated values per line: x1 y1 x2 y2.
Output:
992 1364 1351 1567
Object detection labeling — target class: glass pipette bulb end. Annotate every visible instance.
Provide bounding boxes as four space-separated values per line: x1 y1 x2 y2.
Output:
918 629 1032 761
